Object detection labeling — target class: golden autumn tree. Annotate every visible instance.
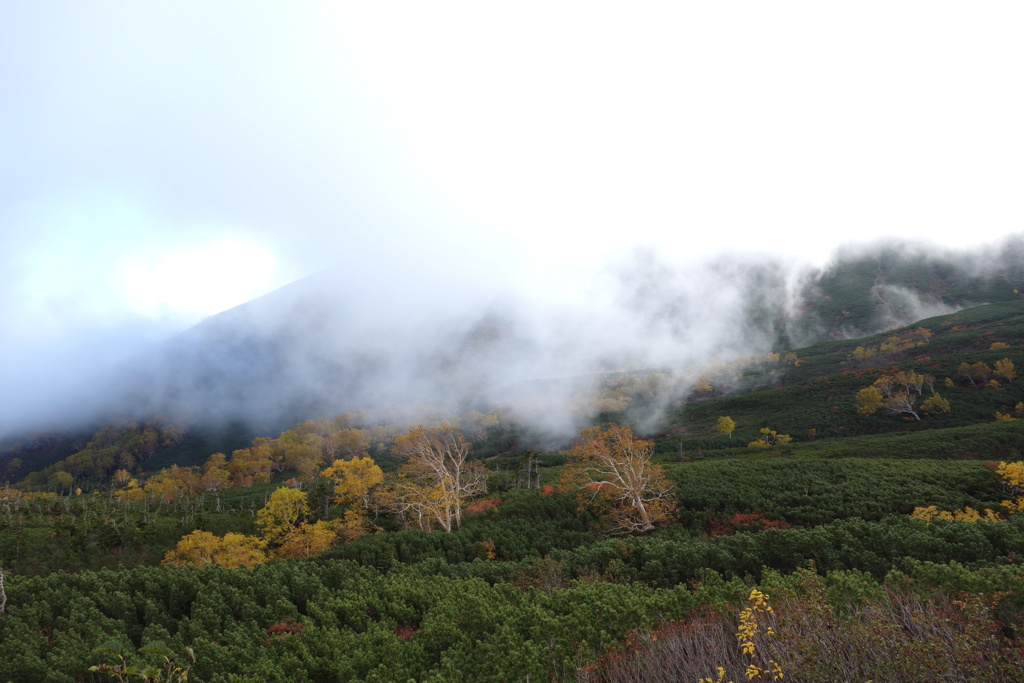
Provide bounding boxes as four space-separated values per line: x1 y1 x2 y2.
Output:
311 456 384 545
893 369 927 396
920 393 951 414
692 377 714 393
214 533 269 568
321 456 384 509
199 452 230 492
113 477 145 502
377 480 448 532
855 386 884 415
910 461 1023 523
994 358 1016 383
560 424 675 534
911 505 1000 523
389 424 487 532
747 428 792 448
715 416 736 439
959 361 991 387
256 486 308 545
872 376 895 398
995 402 1024 421
276 430 324 481
253 486 342 559
162 530 221 567
851 346 876 363
276 521 337 559
318 427 370 460
162 530 268 569
142 465 199 504
997 461 1024 514
227 444 273 487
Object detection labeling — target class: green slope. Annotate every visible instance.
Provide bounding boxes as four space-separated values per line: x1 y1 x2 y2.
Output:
660 300 1024 451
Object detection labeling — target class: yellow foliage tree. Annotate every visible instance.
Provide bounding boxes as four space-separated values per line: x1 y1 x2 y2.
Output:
994 358 1016 383
910 461 1024 522
998 461 1024 514
878 337 901 356
560 424 676 534
162 530 220 567
873 375 897 397
278 431 324 481
958 361 991 387
747 428 792 448
855 386 883 416
378 480 451 532
851 346 876 363
893 370 927 395
920 393 951 415
715 416 736 439
693 377 713 393
995 402 1024 421
325 428 370 460
200 452 230 492
142 465 199 504
256 487 308 545
113 477 145 502
227 445 273 487
163 530 268 569
334 508 371 543
910 505 1000 523
321 456 384 509
389 425 487 532
276 521 337 559
215 532 269 568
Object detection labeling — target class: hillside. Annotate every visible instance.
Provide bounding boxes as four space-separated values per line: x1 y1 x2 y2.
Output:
3 265 1024 681
5 238 1020 453
6 296 1024 491
658 299 1024 452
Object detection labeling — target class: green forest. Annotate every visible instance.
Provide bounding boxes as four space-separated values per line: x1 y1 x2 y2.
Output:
4 297 1024 682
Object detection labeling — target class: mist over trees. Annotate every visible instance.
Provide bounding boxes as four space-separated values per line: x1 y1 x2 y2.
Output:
1 280 1024 680
5 236 1019 449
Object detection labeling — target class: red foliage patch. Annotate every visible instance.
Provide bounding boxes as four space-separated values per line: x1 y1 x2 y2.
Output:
394 625 419 640
465 497 501 516
264 620 304 643
708 512 793 537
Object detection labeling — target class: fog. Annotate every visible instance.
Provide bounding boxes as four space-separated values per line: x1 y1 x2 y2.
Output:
8 234 1010 446
2 3 1023 440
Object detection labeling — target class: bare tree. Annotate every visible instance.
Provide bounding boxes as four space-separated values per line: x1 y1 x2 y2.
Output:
390 425 487 532
884 391 921 420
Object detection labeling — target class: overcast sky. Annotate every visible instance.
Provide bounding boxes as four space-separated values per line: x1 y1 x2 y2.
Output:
2 2 1023 432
